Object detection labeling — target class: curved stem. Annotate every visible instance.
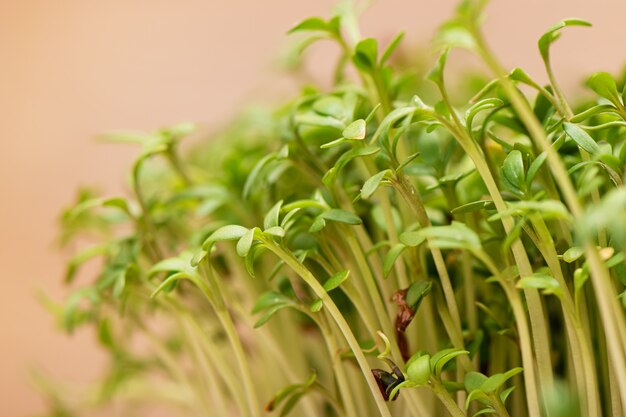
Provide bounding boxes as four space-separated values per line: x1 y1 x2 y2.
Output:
261 238 394 417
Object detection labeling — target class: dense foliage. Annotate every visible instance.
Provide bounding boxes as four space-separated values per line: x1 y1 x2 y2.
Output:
47 1 626 416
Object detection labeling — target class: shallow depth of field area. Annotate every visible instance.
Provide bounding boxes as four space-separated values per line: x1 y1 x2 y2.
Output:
47 1 626 416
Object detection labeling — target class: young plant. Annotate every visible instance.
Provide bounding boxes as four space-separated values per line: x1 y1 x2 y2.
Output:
47 1 626 416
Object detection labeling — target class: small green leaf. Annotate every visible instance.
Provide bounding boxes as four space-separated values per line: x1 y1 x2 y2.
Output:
295 113 345 130
288 16 337 34
405 281 432 309
264 200 283 230
525 151 547 188
342 119 366 140
236 228 256 257
322 146 380 185
252 292 293 314
383 243 407 278
310 299 324 312
488 200 571 222
502 150 526 195
563 122 600 155
321 209 362 225
407 354 431 385
399 231 426 247
480 368 523 393
254 304 292 328
203 225 249 249
380 31 405 65
427 49 450 86
353 38 378 71
323 270 349 292
430 348 469 376
465 372 489 392
365 103 382 123
451 200 493 215
150 272 196 299
517 273 561 297
562 246 584 263
538 19 592 61
587 72 622 106
361 169 392 199
419 222 481 251
320 137 346 149
313 96 344 119
466 389 490 409
308 216 327 233
264 226 286 238
465 98 504 131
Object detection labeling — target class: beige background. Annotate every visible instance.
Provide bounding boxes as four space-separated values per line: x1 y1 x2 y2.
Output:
2 0 625 415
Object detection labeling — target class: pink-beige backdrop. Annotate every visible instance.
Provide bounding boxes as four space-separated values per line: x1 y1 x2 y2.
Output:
2 1 625 415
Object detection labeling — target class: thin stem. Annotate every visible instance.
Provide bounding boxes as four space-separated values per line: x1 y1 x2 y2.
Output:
261 238 394 417
472 30 626 413
432 379 467 417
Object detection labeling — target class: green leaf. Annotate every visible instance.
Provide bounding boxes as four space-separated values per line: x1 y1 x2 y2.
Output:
264 226 286 238
451 200 493 215
388 380 419 402
236 228 256 257
465 98 504 131
383 243 407 278
361 169 392 199
313 96 344 119
419 222 481 251
279 392 304 417
309 299 324 312
525 151 547 188
203 225 249 250
243 153 276 199
517 273 561 297
480 368 523 393
308 216 327 233
502 150 525 195
406 354 431 385
570 104 619 123
288 16 337 35
430 348 469 376
353 38 378 71
563 122 600 155
323 270 349 292
466 389 490 409
427 49 450 86
254 304 293 328
465 371 489 392
342 119 366 140
150 271 197 299
399 231 426 247
562 246 584 263
436 21 476 50
264 200 283 230
587 72 622 106
488 200 570 222
252 291 293 314
473 407 497 416
295 113 345 130
149 255 194 277
538 19 592 61
405 281 432 309
322 146 380 185
321 209 362 225
380 31 405 65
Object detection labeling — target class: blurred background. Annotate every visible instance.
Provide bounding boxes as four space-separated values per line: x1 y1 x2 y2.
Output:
1 0 625 415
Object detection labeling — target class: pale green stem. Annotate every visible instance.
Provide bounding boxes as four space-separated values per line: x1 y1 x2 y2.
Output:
432 379 467 417
472 31 626 413
261 238 393 417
